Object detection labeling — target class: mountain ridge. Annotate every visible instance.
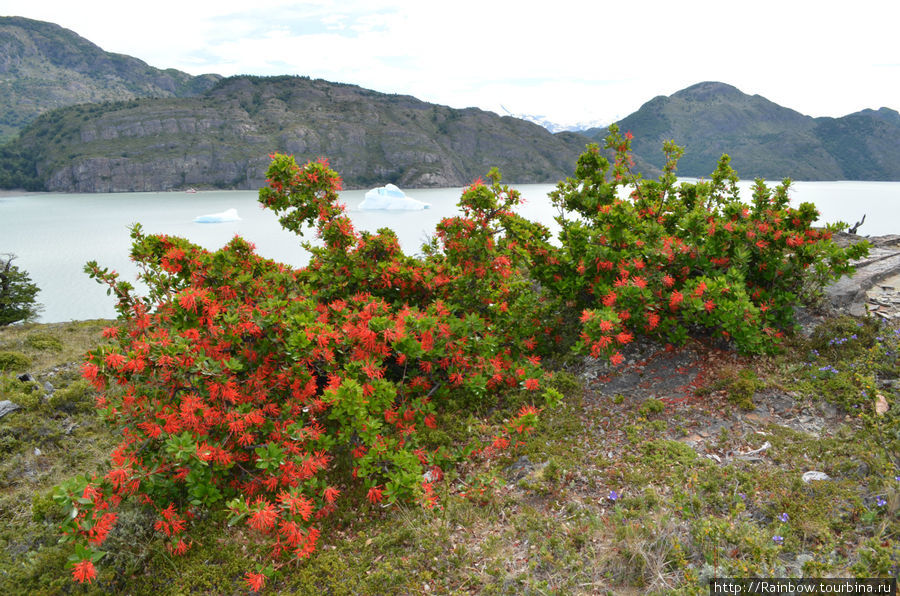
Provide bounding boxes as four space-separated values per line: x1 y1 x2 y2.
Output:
580 81 900 181
0 16 221 143
1 17 898 189
3 75 595 191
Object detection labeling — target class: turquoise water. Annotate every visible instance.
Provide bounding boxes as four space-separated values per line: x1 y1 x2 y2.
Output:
1 180 898 323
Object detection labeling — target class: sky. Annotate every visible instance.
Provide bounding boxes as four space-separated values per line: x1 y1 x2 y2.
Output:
5 0 899 128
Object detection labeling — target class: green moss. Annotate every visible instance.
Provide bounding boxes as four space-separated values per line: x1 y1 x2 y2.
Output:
46 379 94 413
639 439 697 468
24 333 63 353
30 490 65 523
0 351 31 373
711 367 758 410
638 398 666 417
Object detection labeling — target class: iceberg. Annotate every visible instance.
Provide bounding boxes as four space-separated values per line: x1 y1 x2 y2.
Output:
359 184 430 210
194 208 241 223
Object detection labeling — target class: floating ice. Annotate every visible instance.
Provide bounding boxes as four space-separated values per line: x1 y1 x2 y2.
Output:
194 208 241 223
359 184 430 210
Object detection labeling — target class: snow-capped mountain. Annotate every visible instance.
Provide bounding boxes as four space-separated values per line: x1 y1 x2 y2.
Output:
499 105 608 133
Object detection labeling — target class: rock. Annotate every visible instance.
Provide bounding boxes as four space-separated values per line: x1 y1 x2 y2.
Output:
736 441 772 459
698 420 729 438
0 400 20 419
769 393 797 415
818 401 841 419
826 250 900 311
802 471 830 483
17 373 35 383
875 394 889 415
506 456 535 481
43 381 54 395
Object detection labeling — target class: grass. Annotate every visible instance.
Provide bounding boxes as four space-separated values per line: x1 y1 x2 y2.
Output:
0 315 898 594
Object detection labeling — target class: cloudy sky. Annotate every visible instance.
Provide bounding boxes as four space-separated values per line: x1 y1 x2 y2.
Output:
6 0 899 127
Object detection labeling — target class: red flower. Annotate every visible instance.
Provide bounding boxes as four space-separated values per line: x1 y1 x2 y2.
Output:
669 290 683 310
71 559 97 584
367 486 384 504
81 362 99 380
248 500 278 532
104 352 126 369
244 571 266 592
518 405 540 417
171 538 190 555
609 352 624 366
524 378 539 391
323 486 340 504
278 491 313 520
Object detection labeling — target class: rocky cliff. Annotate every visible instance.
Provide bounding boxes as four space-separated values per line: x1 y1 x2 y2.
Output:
9 76 590 192
0 16 220 144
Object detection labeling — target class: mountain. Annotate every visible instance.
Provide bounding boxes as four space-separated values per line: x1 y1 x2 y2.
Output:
0 16 221 144
2 75 591 192
579 82 900 181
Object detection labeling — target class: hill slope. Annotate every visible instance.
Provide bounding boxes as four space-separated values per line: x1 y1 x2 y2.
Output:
581 82 900 180
5 75 591 192
0 16 221 143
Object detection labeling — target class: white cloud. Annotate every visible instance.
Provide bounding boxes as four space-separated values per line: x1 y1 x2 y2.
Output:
4 0 898 124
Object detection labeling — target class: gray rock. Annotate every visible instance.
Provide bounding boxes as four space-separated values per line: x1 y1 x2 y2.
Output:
506 456 535 481
802 471 830 483
43 381 54 395
0 400 20 419
826 253 900 308
769 393 797 415
818 401 841 419
17 373 35 383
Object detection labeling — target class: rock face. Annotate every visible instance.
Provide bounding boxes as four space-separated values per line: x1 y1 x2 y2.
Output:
0 16 221 144
13 76 590 191
581 82 900 181
826 234 900 319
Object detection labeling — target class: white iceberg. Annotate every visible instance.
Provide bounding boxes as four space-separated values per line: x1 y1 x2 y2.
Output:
359 184 430 210
194 208 241 223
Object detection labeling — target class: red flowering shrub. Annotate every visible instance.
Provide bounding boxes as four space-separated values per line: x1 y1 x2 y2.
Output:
534 125 868 357
55 157 549 589
55 132 867 589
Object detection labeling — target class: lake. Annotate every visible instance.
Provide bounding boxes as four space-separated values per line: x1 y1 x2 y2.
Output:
1 180 898 323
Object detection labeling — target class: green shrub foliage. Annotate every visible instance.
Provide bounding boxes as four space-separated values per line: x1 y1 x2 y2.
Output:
55 134 866 589
534 126 867 356
0 253 42 326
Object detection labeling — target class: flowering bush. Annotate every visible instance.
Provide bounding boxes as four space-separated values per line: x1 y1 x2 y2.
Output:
55 132 868 590
55 157 549 590
534 125 868 357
